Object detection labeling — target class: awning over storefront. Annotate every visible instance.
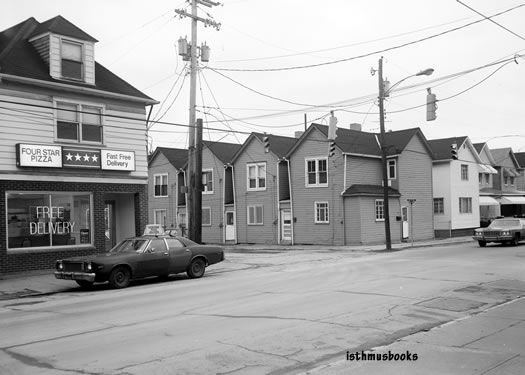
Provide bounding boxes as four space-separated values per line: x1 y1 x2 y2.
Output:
479 196 500 206
499 196 525 205
478 164 498 174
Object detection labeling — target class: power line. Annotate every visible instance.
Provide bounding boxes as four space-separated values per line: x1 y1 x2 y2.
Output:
456 0 525 41
209 4 525 72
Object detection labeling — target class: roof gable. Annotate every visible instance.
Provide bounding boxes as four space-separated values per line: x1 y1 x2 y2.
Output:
428 136 468 161
29 15 98 42
232 132 297 162
149 147 188 169
514 152 525 168
491 148 520 169
203 140 242 164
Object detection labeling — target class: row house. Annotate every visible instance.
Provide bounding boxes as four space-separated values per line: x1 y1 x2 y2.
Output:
148 147 187 230
484 147 525 217
0 16 157 273
428 137 481 237
287 123 434 245
473 143 500 226
515 152 525 191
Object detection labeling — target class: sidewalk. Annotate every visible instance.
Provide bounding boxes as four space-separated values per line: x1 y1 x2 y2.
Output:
0 236 474 300
306 297 525 375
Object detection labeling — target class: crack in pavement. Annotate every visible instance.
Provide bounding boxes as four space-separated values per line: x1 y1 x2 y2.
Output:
334 290 417 299
479 353 520 375
217 339 303 364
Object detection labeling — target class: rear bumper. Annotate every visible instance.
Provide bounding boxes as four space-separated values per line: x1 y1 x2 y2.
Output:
55 272 96 282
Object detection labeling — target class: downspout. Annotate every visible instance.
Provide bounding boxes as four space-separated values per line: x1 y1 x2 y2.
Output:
222 164 226 243
175 170 179 228
286 158 294 245
342 154 347 245
145 105 154 155
183 169 188 233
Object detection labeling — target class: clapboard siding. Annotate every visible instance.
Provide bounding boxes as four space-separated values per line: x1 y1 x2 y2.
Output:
346 156 382 186
201 147 224 244
289 127 345 245
148 152 178 227
30 35 50 64
0 89 148 178
49 35 61 79
397 135 434 241
234 137 279 244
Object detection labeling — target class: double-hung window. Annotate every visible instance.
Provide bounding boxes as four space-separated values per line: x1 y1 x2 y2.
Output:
461 164 469 180
315 202 329 223
61 40 83 80
202 169 213 194
305 158 328 187
247 205 263 225
375 199 385 221
154 174 168 197
459 197 472 214
247 163 266 191
387 159 396 180
153 209 167 227
56 102 103 144
433 198 444 214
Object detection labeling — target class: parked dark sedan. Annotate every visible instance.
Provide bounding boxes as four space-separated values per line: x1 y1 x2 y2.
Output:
473 218 525 247
55 234 224 289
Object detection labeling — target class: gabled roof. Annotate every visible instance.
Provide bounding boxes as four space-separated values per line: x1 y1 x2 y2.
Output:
0 16 154 103
149 147 188 169
203 140 242 164
232 132 298 162
491 148 520 168
514 152 525 168
342 184 401 197
473 142 485 154
428 136 468 161
287 123 432 158
29 15 98 42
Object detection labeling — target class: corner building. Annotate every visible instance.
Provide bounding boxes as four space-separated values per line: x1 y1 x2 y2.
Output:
0 16 157 273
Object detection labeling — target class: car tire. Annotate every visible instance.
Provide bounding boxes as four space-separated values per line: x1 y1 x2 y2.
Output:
512 235 520 246
478 240 487 247
109 266 131 289
76 280 94 288
187 258 206 279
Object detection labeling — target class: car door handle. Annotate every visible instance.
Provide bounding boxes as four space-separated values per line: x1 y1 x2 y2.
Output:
164 252 169 255
185 249 191 252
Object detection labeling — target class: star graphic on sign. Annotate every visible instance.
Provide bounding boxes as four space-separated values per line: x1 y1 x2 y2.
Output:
75 153 81 161
83 154 90 162
66 153 73 161
92 154 98 162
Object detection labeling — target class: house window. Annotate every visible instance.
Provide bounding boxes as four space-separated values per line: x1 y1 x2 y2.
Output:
61 40 83 80
247 205 263 225
153 209 167 227
375 199 385 221
387 159 396 180
510 176 515 185
154 174 168 197
484 174 490 184
56 102 103 143
461 164 468 180
459 197 472 214
504 176 509 186
202 169 213 194
202 207 211 226
314 202 329 223
6 191 92 249
478 174 482 184
305 158 328 187
433 198 444 214
247 163 266 191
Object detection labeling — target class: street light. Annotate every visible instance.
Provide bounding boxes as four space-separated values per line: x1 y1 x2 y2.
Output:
376 57 433 250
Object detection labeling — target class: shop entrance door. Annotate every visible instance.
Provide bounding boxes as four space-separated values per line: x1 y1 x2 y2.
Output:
105 201 116 251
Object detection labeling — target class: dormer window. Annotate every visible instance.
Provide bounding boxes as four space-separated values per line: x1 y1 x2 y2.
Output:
61 40 83 80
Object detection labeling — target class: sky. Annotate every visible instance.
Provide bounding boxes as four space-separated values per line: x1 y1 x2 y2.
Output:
2 0 525 153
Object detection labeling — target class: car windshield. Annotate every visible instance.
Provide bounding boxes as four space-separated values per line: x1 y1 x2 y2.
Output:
110 239 148 253
488 219 520 228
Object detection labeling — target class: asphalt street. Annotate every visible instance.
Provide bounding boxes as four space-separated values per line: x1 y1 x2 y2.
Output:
1 241 524 374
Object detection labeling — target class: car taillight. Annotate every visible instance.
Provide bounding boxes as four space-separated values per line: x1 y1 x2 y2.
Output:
56 261 63 271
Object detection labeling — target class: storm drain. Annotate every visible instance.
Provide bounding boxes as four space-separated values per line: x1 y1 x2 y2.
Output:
416 296 486 312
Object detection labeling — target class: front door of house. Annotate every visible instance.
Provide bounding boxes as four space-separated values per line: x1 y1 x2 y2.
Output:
104 201 116 251
225 211 235 241
401 206 409 239
281 209 292 241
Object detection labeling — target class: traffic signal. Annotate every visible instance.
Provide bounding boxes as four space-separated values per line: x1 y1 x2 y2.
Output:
263 135 270 153
451 143 458 160
426 89 437 121
328 141 336 157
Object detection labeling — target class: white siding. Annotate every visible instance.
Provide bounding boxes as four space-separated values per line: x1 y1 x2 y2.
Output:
49 35 61 79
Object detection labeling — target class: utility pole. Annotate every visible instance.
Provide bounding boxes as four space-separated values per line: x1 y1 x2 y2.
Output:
377 56 392 250
175 0 220 242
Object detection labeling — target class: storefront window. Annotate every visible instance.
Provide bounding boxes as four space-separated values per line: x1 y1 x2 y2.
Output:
7 192 92 249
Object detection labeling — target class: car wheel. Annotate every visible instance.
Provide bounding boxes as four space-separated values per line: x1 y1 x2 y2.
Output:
109 266 131 289
76 280 94 288
478 240 486 247
187 258 206 279
512 235 520 246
